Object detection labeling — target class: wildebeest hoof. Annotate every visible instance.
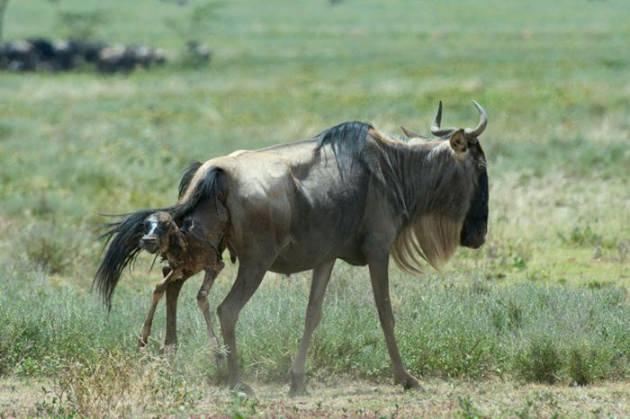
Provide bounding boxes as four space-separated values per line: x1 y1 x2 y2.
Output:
160 343 177 354
289 387 309 397
214 352 226 369
395 373 423 391
231 382 255 397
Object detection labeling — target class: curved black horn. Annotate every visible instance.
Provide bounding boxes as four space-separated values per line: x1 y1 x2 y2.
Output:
430 101 457 138
464 100 488 137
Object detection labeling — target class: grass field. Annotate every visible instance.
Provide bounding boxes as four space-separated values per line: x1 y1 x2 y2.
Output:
0 0 628 416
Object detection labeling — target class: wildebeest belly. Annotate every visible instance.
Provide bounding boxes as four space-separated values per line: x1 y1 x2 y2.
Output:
268 235 367 274
268 174 370 273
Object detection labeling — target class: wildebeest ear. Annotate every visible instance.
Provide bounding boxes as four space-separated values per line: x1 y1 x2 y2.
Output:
449 129 467 153
400 126 421 138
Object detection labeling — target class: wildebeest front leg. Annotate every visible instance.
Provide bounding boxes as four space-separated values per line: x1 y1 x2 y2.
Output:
163 279 185 351
217 262 266 395
197 263 225 366
368 255 421 390
289 260 335 397
139 267 174 347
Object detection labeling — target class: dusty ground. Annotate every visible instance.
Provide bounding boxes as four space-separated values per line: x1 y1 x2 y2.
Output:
1 377 628 418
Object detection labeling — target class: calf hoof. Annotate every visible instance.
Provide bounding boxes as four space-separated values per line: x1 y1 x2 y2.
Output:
395 372 423 391
138 336 148 349
288 371 309 397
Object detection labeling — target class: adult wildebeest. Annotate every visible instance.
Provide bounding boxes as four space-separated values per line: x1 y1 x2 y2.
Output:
94 101 489 396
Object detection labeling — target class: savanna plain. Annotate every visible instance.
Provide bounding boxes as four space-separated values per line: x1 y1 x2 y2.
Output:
0 0 628 417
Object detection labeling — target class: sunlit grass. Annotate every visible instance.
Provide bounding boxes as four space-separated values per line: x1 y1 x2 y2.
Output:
0 0 628 414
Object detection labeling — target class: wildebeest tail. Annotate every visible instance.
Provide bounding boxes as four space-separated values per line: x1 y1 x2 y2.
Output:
178 161 203 199
93 165 225 309
94 208 157 310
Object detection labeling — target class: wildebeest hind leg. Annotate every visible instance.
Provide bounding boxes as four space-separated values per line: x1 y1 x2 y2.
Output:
197 264 225 368
289 260 335 397
368 255 422 391
217 262 267 395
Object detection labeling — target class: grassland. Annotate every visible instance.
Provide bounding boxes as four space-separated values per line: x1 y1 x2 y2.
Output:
0 0 629 416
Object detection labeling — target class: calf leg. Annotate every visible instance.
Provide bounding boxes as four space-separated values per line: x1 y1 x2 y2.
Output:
368 255 420 390
289 260 335 397
197 263 225 366
163 278 185 351
139 284 166 347
217 262 267 395
139 267 174 347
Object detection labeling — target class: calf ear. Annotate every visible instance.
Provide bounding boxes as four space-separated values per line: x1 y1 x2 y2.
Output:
449 129 467 153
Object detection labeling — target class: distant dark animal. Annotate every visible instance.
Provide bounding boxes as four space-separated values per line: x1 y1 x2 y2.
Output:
50 40 76 71
96 45 132 73
136 210 226 357
1 39 35 71
95 101 489 396
1 38 70 71
97 44 166 73
185 40 211 65
71 39 107 64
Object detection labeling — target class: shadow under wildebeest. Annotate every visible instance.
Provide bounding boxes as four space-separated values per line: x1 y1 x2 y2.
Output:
94 101 489 396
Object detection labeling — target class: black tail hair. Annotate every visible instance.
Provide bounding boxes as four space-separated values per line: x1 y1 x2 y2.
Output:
178 161 203 199
93 165 223 309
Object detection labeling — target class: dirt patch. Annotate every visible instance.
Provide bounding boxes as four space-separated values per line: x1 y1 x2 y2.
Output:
201 379 630 418
0 378 51 417
1 377 628 417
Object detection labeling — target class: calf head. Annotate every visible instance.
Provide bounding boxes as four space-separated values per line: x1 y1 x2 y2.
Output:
139 211 181 255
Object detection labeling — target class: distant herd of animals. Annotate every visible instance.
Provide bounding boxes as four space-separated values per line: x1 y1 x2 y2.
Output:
0 38 166 73
95 101 490 396
0 38 210 73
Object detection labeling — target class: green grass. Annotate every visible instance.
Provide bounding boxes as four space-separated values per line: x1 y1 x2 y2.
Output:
1 263 627 383
0 0 629 413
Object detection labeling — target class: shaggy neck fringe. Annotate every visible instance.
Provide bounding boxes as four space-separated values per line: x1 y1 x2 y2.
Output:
392 214 462 272
367 130 473 273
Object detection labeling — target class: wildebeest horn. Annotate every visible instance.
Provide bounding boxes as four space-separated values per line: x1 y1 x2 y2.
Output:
400 126 422 138
464 100 488 137
430 101 457 138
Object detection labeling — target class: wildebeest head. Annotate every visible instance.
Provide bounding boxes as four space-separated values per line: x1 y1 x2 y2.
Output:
435 101 488 249
139 211 180 254
402 101 489 250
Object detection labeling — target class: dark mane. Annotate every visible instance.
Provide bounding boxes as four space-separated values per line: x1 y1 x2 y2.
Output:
316 121 372 156
315 121 373 178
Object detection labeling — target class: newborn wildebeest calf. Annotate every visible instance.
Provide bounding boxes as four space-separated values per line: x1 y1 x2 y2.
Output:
137 210 225 354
